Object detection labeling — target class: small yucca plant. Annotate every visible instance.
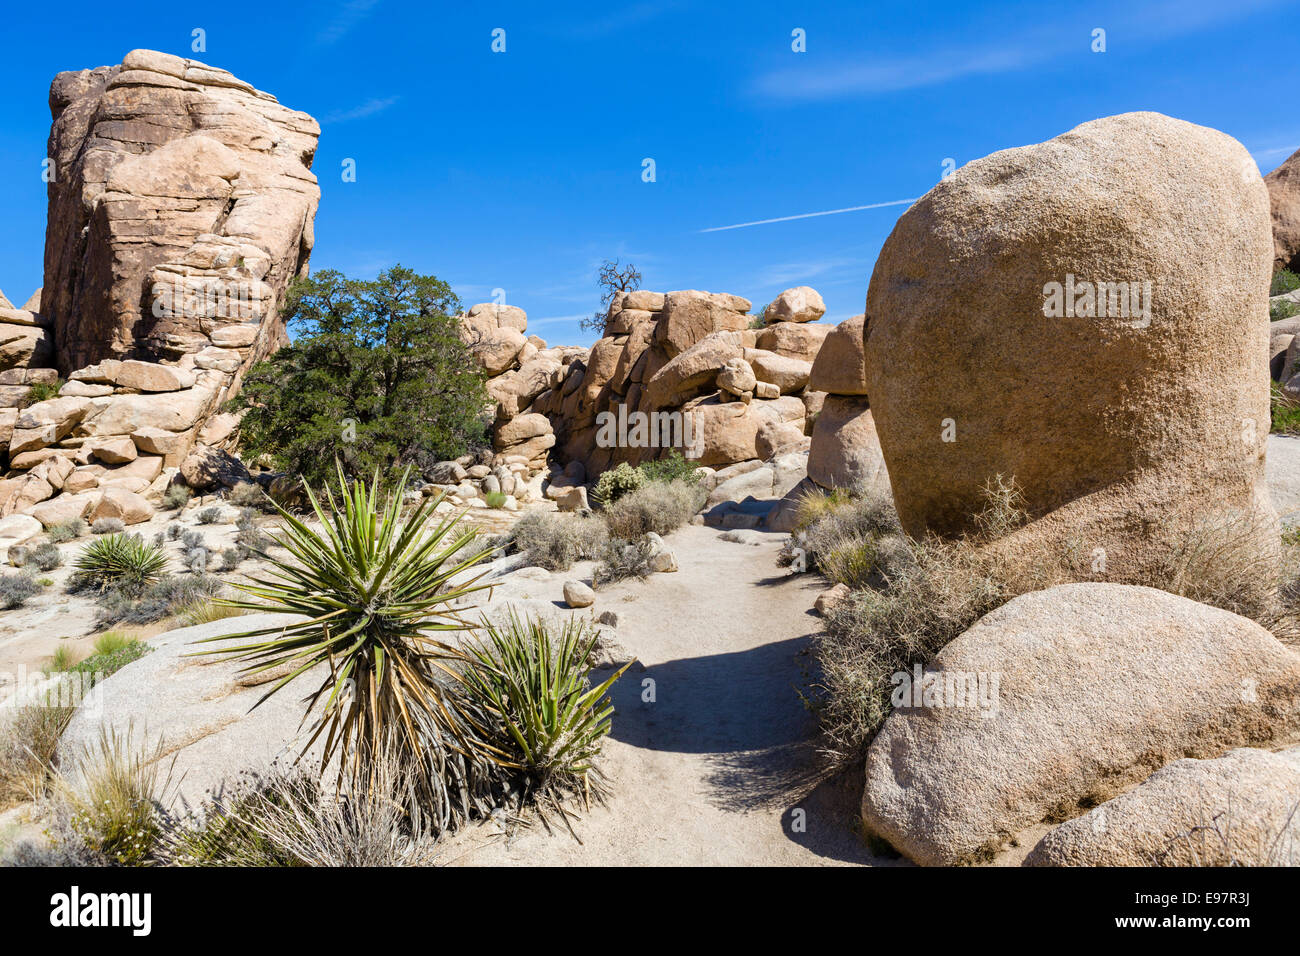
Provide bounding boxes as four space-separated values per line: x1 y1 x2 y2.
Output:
73 534 168 595
457 611 631 799
197 464 506 834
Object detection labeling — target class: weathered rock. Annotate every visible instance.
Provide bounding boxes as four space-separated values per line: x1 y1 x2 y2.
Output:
467 302 528 334
706 465 775 506
644 532 678 572
814 583 851 616
1025 746 1300 866
112 360 195 392
44 50 318 375
864 112 1276 588
1266 147 1300 272
644 332 743 407
78 384 216 436
563 580 595 608
466 326 526 376
716 356 757 400
0 474 54 514
180 446 251 490
654 290 749 359
755 322 830 363
808 314 867 395
0 514 43 558
807 396 889 491
861 584 1300 866
25 491 97 527
763 286 826 324
86 436 138 464
748 350 811 394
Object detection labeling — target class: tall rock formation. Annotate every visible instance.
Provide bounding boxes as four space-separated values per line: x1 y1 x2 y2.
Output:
43 49 319 377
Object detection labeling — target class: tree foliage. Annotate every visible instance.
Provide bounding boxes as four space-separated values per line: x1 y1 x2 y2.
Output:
232 266 489 486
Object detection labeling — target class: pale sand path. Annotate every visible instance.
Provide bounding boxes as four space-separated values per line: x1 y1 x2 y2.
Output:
441 523 884 866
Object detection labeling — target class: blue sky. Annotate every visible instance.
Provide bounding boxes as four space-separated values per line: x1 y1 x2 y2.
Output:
1 0 1297 345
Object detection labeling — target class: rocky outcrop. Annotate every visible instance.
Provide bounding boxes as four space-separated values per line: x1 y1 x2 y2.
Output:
860 584 1300 866
43 49 318 376
863 112 1276 588
1266 148 1300 273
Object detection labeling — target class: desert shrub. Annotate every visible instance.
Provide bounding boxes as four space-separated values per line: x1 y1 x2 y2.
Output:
165 523 182 541
591 462 646 507
592 537 655 588
196 506 223 525
1272 382 1300 435
231 266 489 487
637 450 702 485
0 572 41 609
0 701 76 809
161 484 191 511
70 534 167 596
458 612 630 798
484 490 508 509
29 542 62 572
1272 268 1300 296
91 517 125 535
600 479 706 539
196 466 510 834
789 487 905 588
180 530 205 551
53 726 172 866
168 756 438 867
235 508 258 531
1272 298 1300 322
45 518 87 544
48 645 78 673
508 510 608 571
18 380 61 409
94 573 223 629
218 548 244 572
235 525 275 555
227 481 275 513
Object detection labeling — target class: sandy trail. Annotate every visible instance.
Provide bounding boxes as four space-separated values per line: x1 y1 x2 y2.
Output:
442 524 883 866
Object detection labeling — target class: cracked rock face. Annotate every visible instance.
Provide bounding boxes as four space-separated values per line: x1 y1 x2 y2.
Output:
43 49 320 375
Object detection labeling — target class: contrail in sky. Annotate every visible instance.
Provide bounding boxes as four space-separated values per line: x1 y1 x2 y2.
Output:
699 198 918 233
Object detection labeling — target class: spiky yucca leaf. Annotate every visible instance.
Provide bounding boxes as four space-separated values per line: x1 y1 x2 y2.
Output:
195 464 506 833
457 611 631 795
73 533 168 594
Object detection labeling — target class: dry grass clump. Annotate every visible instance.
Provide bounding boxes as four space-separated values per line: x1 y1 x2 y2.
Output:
789 485 908 589
600 479 706 540
0 702 76 810
508 510 608 571
592 537 656 588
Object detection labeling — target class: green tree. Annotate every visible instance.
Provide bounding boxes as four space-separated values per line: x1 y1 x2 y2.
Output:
232 265 489 486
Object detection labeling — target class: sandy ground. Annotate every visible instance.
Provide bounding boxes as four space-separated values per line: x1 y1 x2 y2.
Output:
439 523 886 866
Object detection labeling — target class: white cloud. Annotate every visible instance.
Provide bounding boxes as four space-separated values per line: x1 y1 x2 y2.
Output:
322 96 399 124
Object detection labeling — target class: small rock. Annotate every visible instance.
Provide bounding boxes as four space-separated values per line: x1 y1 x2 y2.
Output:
814 583 851 615
563 580 595 608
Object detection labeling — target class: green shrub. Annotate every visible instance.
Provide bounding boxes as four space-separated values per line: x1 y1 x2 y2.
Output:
1273 269 1300 296
70 638 149 679
636 450 702 485
45 518 87 544
196 465 509 833
458 612 631 796
508 510 608 571
231 266 489 487
591 462 646 507
600 479 706 540
196 506 223 525
1272 299 1300 322
70 534 168 596
484 490 508 509
19 380 61 409
1273 382 1300 435
0 572 41 609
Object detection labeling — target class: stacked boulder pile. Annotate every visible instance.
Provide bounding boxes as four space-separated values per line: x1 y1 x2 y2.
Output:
854 111 1300 865
0 50 319 551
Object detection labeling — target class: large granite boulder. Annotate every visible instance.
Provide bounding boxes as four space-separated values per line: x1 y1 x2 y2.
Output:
863 112 1276 588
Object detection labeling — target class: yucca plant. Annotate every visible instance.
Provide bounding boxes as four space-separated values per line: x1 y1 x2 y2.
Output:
457 611 631 801
196 464 506 834
73 534 168 595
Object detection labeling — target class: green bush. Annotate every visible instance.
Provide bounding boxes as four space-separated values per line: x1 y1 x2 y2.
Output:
1272 299 1300 322
70 534 168 596
508 510 608 571
231 266 490 487
590 462 646 507
636 450 702 485
1272 269 1300 296
19 380 61 409
600 479 706 540
1273 382 1300 435
484 490 508 509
